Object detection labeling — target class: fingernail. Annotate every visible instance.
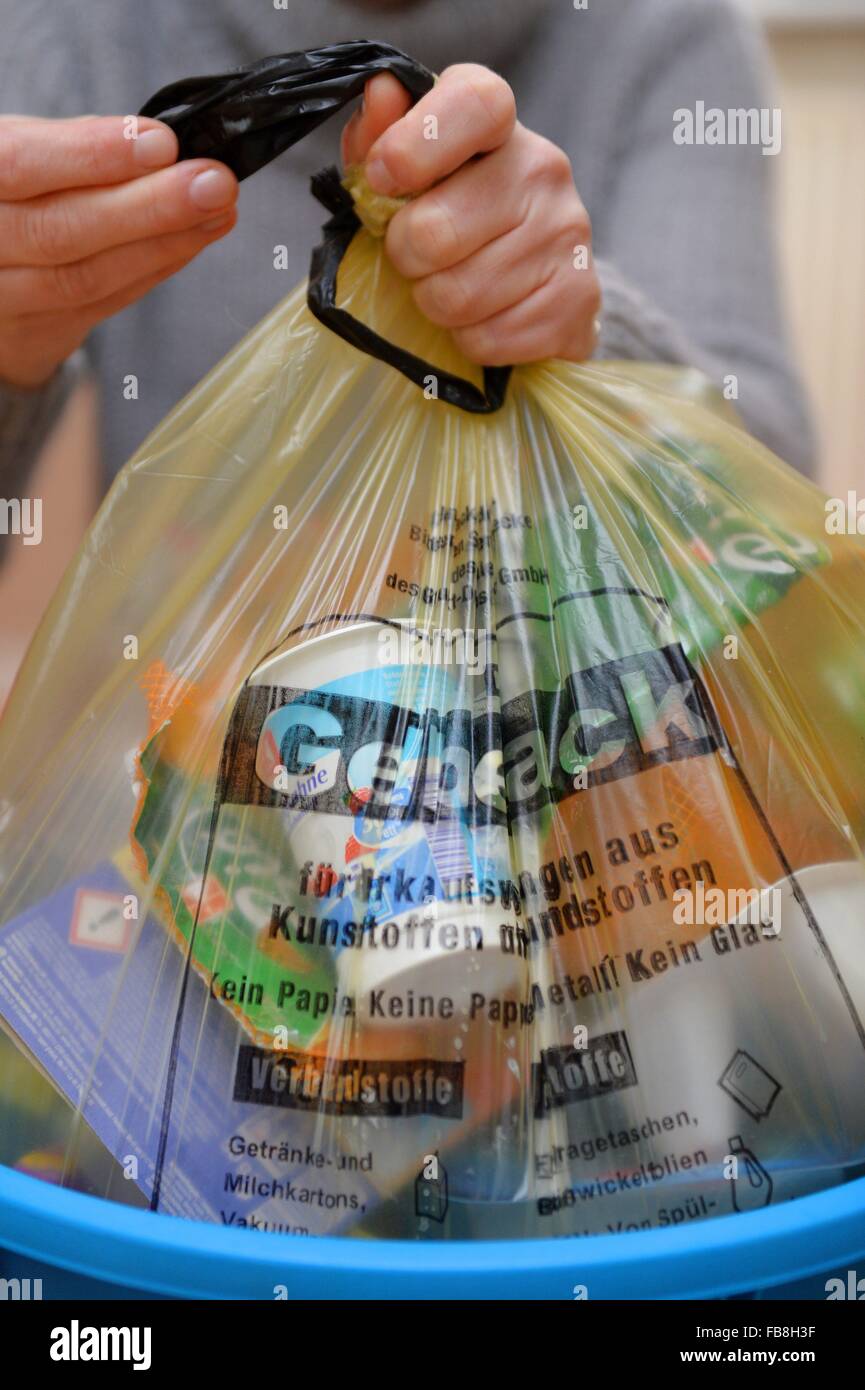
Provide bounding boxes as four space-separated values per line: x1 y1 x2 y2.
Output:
189 167 236 211
365 157 398 196
200 213 233 233
134 126 177 168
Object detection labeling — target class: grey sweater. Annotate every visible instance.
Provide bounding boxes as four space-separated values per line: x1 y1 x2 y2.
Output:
0 0 815 496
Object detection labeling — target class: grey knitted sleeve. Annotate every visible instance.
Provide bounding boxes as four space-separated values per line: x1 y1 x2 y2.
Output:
0 0 90 498
0 354 89 499
589 0 816 477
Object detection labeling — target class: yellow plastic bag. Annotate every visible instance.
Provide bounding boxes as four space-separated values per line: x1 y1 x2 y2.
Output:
1 44 864 1240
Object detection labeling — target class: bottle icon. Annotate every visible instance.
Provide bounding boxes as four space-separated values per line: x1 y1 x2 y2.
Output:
415 1153 449 1224
728 1135 774 1212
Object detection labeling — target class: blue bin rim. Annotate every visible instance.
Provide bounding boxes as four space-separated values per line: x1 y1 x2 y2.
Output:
1 1164 863 1300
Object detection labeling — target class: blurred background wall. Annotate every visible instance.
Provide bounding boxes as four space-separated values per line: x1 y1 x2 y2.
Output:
1 1 863 706
750 0 865 497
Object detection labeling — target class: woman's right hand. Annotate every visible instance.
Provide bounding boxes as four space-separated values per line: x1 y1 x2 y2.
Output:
0 114 239 389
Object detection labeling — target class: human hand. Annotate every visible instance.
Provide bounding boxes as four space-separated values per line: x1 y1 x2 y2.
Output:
0 115 238 389
342 66 601 366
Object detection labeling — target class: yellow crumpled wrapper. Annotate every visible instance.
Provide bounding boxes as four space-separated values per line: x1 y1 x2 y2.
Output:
341 163 411 238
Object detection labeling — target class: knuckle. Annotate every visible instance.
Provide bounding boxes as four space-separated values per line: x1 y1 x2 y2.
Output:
585 275 602 319
549 145 574 186
25 199 78 261
0 126 23 194
571 200 592 243
565 252 600 310
403 199 458 270
50 254 101 306
453 323 490 364
377 133 418 192
71 119 111 182
555 211 592 268
528 137 573 187
415 269 470 325
88 117 132 177
135 177 169 238
455 67 516 138
522 147 550 189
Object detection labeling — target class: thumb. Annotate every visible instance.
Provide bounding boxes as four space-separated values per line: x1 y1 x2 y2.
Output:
341 73 412 168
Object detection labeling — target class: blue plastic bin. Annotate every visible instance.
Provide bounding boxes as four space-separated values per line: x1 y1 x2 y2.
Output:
1 1164 863 1299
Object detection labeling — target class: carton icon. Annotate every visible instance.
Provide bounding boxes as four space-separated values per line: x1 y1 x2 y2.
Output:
719 1049 782 1120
